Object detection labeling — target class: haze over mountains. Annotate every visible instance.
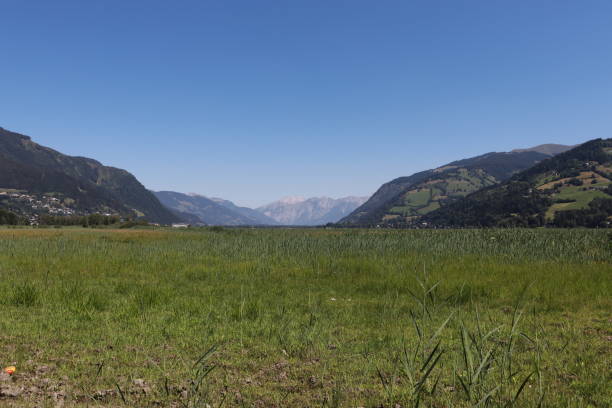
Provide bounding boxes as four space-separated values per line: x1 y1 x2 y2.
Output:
155 192 367 226
257 196 368 225
153 191 279 226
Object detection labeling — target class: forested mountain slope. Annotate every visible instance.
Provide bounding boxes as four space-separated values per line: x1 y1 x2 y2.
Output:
339 149 557 226
423 139 612 227
0 127 179 223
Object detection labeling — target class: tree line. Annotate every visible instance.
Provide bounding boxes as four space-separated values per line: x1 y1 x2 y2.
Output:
38 214 122 226
0 208 25 225
0 210 123 226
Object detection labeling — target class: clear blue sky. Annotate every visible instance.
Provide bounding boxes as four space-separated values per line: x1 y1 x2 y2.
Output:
2 1 611 207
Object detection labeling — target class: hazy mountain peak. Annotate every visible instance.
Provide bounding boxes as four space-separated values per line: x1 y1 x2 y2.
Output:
257 196 368 225
337 195 371 203
278 196 306 204
511 144 575 156
154 191 279 226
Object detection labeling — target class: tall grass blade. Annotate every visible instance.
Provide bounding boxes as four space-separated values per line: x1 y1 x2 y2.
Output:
457 373 471 401
512 371 534 405
430 312 454 341
410 310 423 341
420 340 441 372
115 382 127 404
473 346 495 385
474 385 500 407
415 351 443 394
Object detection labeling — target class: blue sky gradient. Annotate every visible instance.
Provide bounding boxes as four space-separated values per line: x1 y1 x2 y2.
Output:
2 1 611 207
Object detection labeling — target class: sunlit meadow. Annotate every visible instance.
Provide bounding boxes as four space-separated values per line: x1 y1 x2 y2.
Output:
0 228 610 407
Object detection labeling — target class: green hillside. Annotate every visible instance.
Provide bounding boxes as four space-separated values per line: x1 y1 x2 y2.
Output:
423 139 612 228
385 167 498 223
340 150 556 226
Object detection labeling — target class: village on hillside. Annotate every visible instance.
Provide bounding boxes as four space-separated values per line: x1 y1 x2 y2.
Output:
0 190 88 225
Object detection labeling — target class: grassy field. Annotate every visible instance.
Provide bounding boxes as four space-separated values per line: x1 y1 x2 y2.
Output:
0 228 610 407
545 187 610 220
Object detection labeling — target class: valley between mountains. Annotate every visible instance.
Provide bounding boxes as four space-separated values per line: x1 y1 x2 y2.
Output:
1 126 610 227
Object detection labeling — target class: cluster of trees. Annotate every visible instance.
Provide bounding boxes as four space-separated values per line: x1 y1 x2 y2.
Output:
0 208 155 228
553 198 612 228
118 219 151 228
0 208 24 225
422 181 551 228
39 214 121 226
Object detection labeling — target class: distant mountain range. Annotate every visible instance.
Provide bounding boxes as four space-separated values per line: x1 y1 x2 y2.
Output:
257 196 368 225
153 191 279 226
339 144 575 226
155 192 367 226
208 197 279 225
0 127 179 223
422 139 612 227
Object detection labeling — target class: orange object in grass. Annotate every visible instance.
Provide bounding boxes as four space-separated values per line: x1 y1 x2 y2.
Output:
4 366 15 375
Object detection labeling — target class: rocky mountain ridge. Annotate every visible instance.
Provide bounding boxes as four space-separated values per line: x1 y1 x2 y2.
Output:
257 196 368 225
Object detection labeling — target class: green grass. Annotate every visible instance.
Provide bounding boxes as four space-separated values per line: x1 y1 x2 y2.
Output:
546 185 611 219
403 190 431 207
387 170 499 220
0 228 610 407
390 190 432 216
556 186 610 210
416 201 440 215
